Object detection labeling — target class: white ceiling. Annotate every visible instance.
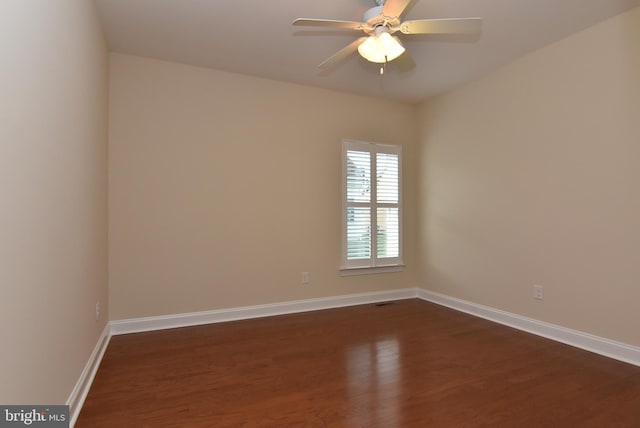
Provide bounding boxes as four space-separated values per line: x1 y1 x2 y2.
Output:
95 0 640 104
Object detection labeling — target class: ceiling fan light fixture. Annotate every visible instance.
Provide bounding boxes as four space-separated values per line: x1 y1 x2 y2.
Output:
357 31 405 63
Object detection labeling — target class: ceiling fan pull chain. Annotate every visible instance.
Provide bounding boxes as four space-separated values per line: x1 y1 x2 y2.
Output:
380 55 388 75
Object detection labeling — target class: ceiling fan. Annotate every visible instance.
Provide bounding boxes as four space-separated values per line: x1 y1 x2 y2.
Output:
293 0 482 72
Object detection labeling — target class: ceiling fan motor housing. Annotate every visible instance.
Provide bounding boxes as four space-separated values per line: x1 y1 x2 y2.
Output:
363 5 400 31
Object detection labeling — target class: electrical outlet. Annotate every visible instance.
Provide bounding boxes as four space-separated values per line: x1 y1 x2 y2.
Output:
95 301 100 321
301 272 310 285
533 285 544 300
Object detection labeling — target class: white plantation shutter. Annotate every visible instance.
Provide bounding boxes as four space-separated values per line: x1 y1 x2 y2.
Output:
377 207 399 258
347 207 371 259
376 152 399 259
346 151 370 203
376 153 398 203
346 150 372 260
343 140 402 271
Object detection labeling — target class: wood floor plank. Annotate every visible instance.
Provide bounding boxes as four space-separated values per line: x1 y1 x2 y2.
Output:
77 299 640 427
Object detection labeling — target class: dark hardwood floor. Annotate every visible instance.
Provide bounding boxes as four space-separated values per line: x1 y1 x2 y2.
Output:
77 299 640 427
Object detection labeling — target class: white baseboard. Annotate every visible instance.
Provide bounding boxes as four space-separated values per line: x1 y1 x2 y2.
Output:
417 288 640 367
110 288 418 335
67 323 111 427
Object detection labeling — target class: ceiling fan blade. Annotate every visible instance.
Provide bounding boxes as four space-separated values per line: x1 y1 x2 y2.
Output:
293 18 367 30
318 37 367 69
382 0 412 18
400 18 482 35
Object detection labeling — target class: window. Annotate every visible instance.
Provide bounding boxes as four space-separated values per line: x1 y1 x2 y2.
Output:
341 139 403 274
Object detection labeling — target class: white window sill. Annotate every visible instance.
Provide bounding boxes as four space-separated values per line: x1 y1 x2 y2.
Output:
339 264 405 276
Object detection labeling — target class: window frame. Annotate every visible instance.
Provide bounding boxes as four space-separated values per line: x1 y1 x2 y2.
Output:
341 139 404 275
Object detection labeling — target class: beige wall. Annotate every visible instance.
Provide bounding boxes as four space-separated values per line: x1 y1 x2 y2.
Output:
418 7 640 346
108 53 418 320
0 0 108 404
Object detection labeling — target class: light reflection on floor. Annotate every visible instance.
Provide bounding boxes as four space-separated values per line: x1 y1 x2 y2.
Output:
346 338 401 427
